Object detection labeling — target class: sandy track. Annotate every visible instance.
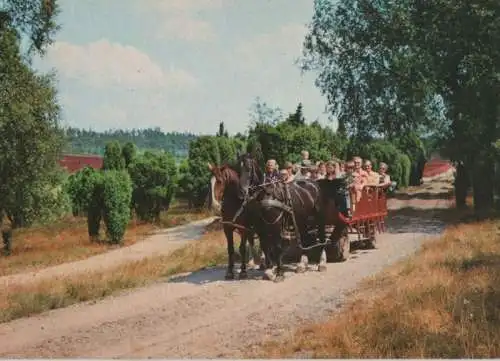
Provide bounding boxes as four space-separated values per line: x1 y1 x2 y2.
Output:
0 217 218 288
0 195 450 358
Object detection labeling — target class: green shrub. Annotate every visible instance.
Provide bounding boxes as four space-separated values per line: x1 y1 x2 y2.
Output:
101 170 133 244
128 151 177 222
122 142 138 168
66 166 101 216
86 171 104 242
178 136 221 208
102 141 125 170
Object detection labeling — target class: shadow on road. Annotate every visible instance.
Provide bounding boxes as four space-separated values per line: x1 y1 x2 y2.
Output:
389 191 453 201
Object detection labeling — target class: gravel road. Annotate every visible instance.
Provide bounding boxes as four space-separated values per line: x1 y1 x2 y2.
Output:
0 217 218 288
0 193 450 358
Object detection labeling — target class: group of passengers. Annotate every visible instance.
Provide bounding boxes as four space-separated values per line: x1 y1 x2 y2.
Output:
262 150 394 214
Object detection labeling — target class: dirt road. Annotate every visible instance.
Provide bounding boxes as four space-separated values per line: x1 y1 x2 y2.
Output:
0 217 218 288
0 192 450 358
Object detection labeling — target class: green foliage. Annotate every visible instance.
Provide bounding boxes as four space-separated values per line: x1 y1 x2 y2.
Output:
66 167 102 216
248 113 346 168
101 170 133 244
102 141 124 170
64 127 196 160
285 102 306 127
0 24 65 228
178 136 222 207
302 0 500 210
1 0 60 57
216 121 229 137
215 136 237 165
128 151 177 222
86 172 104 242
121 142 137 168
394 133 427 186
248 96 283 126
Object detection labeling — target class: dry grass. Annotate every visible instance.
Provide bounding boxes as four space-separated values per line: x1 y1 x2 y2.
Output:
0 229 229 323
0 202 212 277
255 219 500 358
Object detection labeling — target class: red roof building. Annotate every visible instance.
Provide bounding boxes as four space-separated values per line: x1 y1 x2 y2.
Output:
59 154 103 174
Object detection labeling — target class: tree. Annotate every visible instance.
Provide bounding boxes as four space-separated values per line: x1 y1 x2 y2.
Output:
121 141 137 168
0 24 65 228
286 102 306 126
302 0 500 212
102 170 133 244
179 136 221 208
128 151 177 222
216 121 229 137
248 97 283 126
0 0 60 58
102 141 125 170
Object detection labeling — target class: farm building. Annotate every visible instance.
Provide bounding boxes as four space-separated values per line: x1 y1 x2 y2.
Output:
59 154 103 174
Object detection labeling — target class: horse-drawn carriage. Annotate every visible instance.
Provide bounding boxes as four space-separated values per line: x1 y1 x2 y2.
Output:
207 155 390 282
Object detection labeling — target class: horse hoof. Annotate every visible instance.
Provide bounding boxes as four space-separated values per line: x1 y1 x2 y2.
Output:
318 265 327 272
239 271 248 280
225 272 235 280
263 269 276 281
274 275 285 283
295 266 306 274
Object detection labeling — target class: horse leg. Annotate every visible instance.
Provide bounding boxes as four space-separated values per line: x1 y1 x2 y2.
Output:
317 210 328 272
246 232 258 270
274 239 286 283
238 232 248 280
262 233 278 281
318 246 327 272
223 226 236 280
295 231 309 273
259 234 273 270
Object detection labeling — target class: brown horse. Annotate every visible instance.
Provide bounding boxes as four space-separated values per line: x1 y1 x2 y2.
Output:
207 155 264 280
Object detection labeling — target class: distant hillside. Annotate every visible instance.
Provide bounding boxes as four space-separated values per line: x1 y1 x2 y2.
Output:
64 127 198 159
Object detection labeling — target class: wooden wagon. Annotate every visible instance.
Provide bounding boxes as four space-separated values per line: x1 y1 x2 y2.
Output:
321 183 389 263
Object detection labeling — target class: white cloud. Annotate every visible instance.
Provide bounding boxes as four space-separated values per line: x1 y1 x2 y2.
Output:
157 16 215 42
45 39 198 90
145 0 232 42
235 24 308 71
150 0 230 12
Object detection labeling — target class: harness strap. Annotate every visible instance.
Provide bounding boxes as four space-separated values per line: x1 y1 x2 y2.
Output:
284 183 302 247
260 198 292 213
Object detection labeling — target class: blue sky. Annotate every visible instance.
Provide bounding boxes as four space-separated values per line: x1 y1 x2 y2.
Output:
33 0 333 135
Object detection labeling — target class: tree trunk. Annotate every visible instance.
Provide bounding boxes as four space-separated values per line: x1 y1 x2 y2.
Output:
454 162 468 208
471 160 494 214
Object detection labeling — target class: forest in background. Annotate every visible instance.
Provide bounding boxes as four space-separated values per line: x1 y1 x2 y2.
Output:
64 127 197 160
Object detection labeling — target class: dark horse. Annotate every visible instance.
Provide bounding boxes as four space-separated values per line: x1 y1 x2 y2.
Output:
207 153 264 280
248 177 351 282
247 178 328 282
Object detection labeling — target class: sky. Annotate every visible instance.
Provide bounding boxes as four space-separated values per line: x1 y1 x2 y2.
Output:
33 0 334 136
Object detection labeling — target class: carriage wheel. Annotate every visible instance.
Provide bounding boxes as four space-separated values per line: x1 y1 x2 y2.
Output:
365 221 377 249
326 228 350 262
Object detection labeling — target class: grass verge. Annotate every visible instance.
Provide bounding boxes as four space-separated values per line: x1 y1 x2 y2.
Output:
253 219 500 358
0 202 212 277
0 229 229 323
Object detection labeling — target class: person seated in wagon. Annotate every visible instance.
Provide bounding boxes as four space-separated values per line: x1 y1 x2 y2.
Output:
294 159 312 180
378 162 396 191
363 160 380 186
351 156 368 202
263 159 280 183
